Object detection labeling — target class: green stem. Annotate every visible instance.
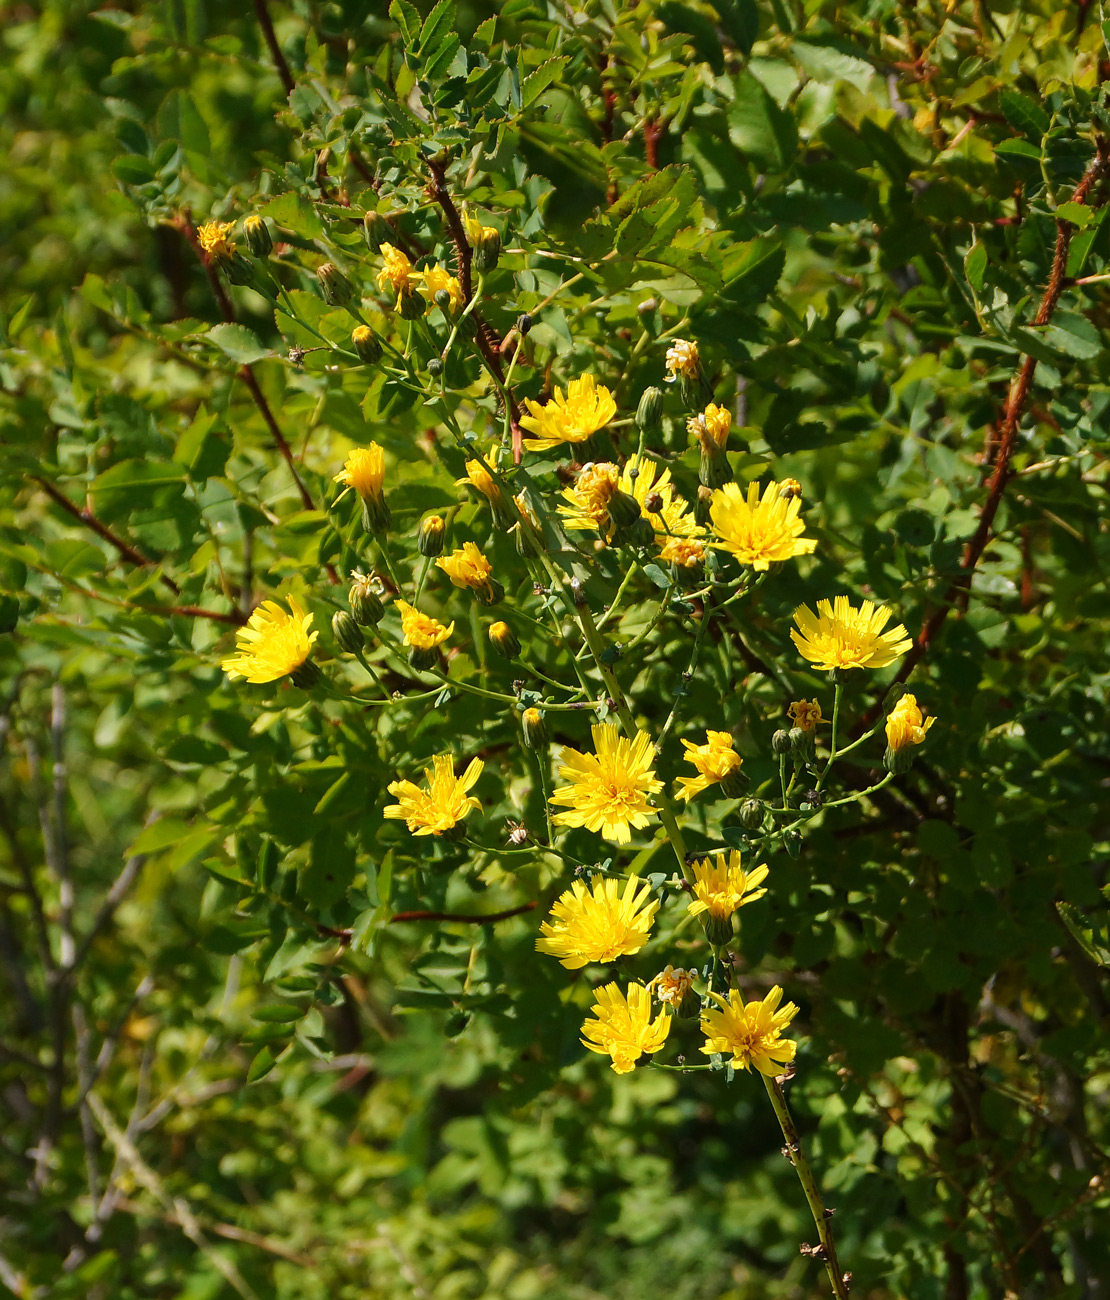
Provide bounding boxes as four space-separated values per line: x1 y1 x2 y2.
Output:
816 684 843 793
413 555 432 602
595 560 641 632
761 1075 851 1300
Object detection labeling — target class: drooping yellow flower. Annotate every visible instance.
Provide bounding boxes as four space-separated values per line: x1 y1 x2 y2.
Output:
394 600 454 650
383 753 483 837
421 263 465 313
885 693 935 751
463 210 499 246
550 725 663 845
334 444 386 502
689 403 731 450
787 699 826 733
558 462 622 533
520 374 617 452
675 731 744 803
709 480 817 571
221 597 317 684
688 851 769 922
436 543 495 596
581 982 671 1074
648 965 696 1007
536 874 659 968
665 338 700 380
197 220 235 260
376 243 420 307
791 596 912 672
700 985 799 1075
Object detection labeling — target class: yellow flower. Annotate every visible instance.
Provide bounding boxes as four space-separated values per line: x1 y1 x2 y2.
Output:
779 478 802 499
558 461 621 533
376 243 419 307
383 753 483 837
675 730 743 803
197 220 235 260
709 480 817 571
688 850 769 921
689 403 731 450
463 210 499 246
457 456 504 503
787 699 825 732
700 985 799 1075
421 263 465 313
659 535 707 568
550 724 663 845
648 965 696 1007
395 600 454 650
791 596 912 671
437 543 495 595
520 374 617 452
221 597 317 684
886 693 935 751
665 338 700 380
334 444 386 502
536 874 659 968
581 982 671 1074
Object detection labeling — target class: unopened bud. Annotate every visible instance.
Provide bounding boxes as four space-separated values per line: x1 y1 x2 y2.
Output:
351 324 382 364
471 226 501 274
521 707 548 749
606 488 642 531
427 357 443 376
363 211 389 251
224 252 256 286
398 285 425 320
476 578 505 607
418 514 446 557
331 610 364 654
771 729 793 756
360 495 392 536
636 386 664 436
488 620 521 660
739 798 764 830
516 312 532 336
884 745 915 775
348 573 384 626
699 436 732 490
243 215 273 258
644 491 664 514
617 518 656 549
790 725 816 760
784 830 802 860
434 288 453 312
317 262 355 306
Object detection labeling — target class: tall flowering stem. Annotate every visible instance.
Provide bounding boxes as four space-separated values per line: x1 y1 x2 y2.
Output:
761 1074 851 1300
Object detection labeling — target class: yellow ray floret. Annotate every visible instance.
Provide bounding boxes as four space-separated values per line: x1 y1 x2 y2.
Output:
536 874 659 969
709 479 817 570
791 595 912 671
581 981 671 1074
688 850 769 921
700 985 799 1076
520 374 617 452
221 597 316 684
198 220 235 259
383 753 483 837
394 600 454 650
689 403 731 450
549 724 663 845
787 699 826 732
376 243 420 307
334 444 386 501
675 730 743 802
886 693 935 751
436 543 494 594
421 263 465 313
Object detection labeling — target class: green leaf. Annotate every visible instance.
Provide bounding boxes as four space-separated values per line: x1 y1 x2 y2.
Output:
128 817 192 855
1055 201 1091 229
521 57 569 109
389 0 420 45
247 1045 281 1083
727 73 796 172
259 191 325 241
421 33 461 82
251 1004 305 1023
791 42 874 93
1000 86 1050 139
719 239 786 305
1056 902 1110 966
964 241 987 293
205 323 270 365
111 155 156 185
657 2 724 74
711 0 758 56
1042 311 1102 360
418 0 456 54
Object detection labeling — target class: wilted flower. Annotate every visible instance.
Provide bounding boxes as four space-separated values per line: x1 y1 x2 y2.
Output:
665 338 700 380
221 596 317 685
520 374 617 452
787 699 825 733
384 754 483 837
536 874 659 968
885 693 934 751
675 731 744 802
197 220 236 260
689 403 731 450
649 965 696 1007
700 985 799 1076
791 596 912 672
709 480 816 570
550 724 663 845
581 982 671 1074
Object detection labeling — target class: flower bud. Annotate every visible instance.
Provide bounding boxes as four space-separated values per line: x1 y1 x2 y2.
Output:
361 495 392 536
331 610 364 654
398 285 425 320
348 571 384 626
427 357 443 376
317 262 355 306
617 518 656 549
488 620 521 660
739 798 764 830
363 210 389 251
790 724 816 760
224 252 256 286
243 215 273 258
636 385 664 436
418 514 446 557
521 707 548 749
434 288 453 312
779 478 802 499
408 645 439 672
771 729 793 756
884 745 915 775
351 324 382 365
695 484 713 526
698 431 732 491
289 660 323 690
606 488 642 532
516 312 532 336
644 491 664 514
472 226 501 274
784 830 802 860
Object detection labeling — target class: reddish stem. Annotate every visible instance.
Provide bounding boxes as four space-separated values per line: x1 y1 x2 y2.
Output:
252 0 296 95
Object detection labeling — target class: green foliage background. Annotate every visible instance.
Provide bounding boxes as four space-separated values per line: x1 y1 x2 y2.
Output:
2 1 1110 1298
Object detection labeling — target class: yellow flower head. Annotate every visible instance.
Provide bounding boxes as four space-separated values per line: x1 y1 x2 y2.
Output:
457 457 504 503
581 981 671 1074
221 597 317 684
376 243 419 307
709 480 817 571
688 850 769 922
886 693 935 751
463 210 499 246
559 462 621 533
550 724 663 845
536 874 659 969
689 403 731 450
649 965 696 1007
394 600 454 650
436 542 494 594
383 753 483 837
198 221 236 260
675 730 743 803
659 535 707 568
520 373 617 452
421 263 465 313
790 596 912 671
787 699 826 733
334 444 386 502
700 985 799 1075
665 338 700 380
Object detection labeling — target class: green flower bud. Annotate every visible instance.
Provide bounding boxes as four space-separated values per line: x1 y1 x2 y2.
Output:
606 488 642 532
428 357 443 376
521 707 548 749
331 610 364 654
224 252 256 286
784 830 802 860
360 495 392 536
516 312 532 336
488 621 521 660
418 514 446 558
243 215 273 258
472 226 501 274
434 288 453 312
398 285 425 320
636 385 664 436
739 798 765 830
348 571 384 626
351 325 382 365
363 210 389 252
884 744 915 775
317 262 355 306
771 729 793 756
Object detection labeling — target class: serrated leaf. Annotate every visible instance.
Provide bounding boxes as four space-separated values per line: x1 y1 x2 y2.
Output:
389 0 420 45
791 41 874 93
205 323 269 365
1055 201 1091 229
727 73 796 172
521 57 568 108
1042 312 1102 360
421 33 461 82
1000 86 1050 140
418 0 455 53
